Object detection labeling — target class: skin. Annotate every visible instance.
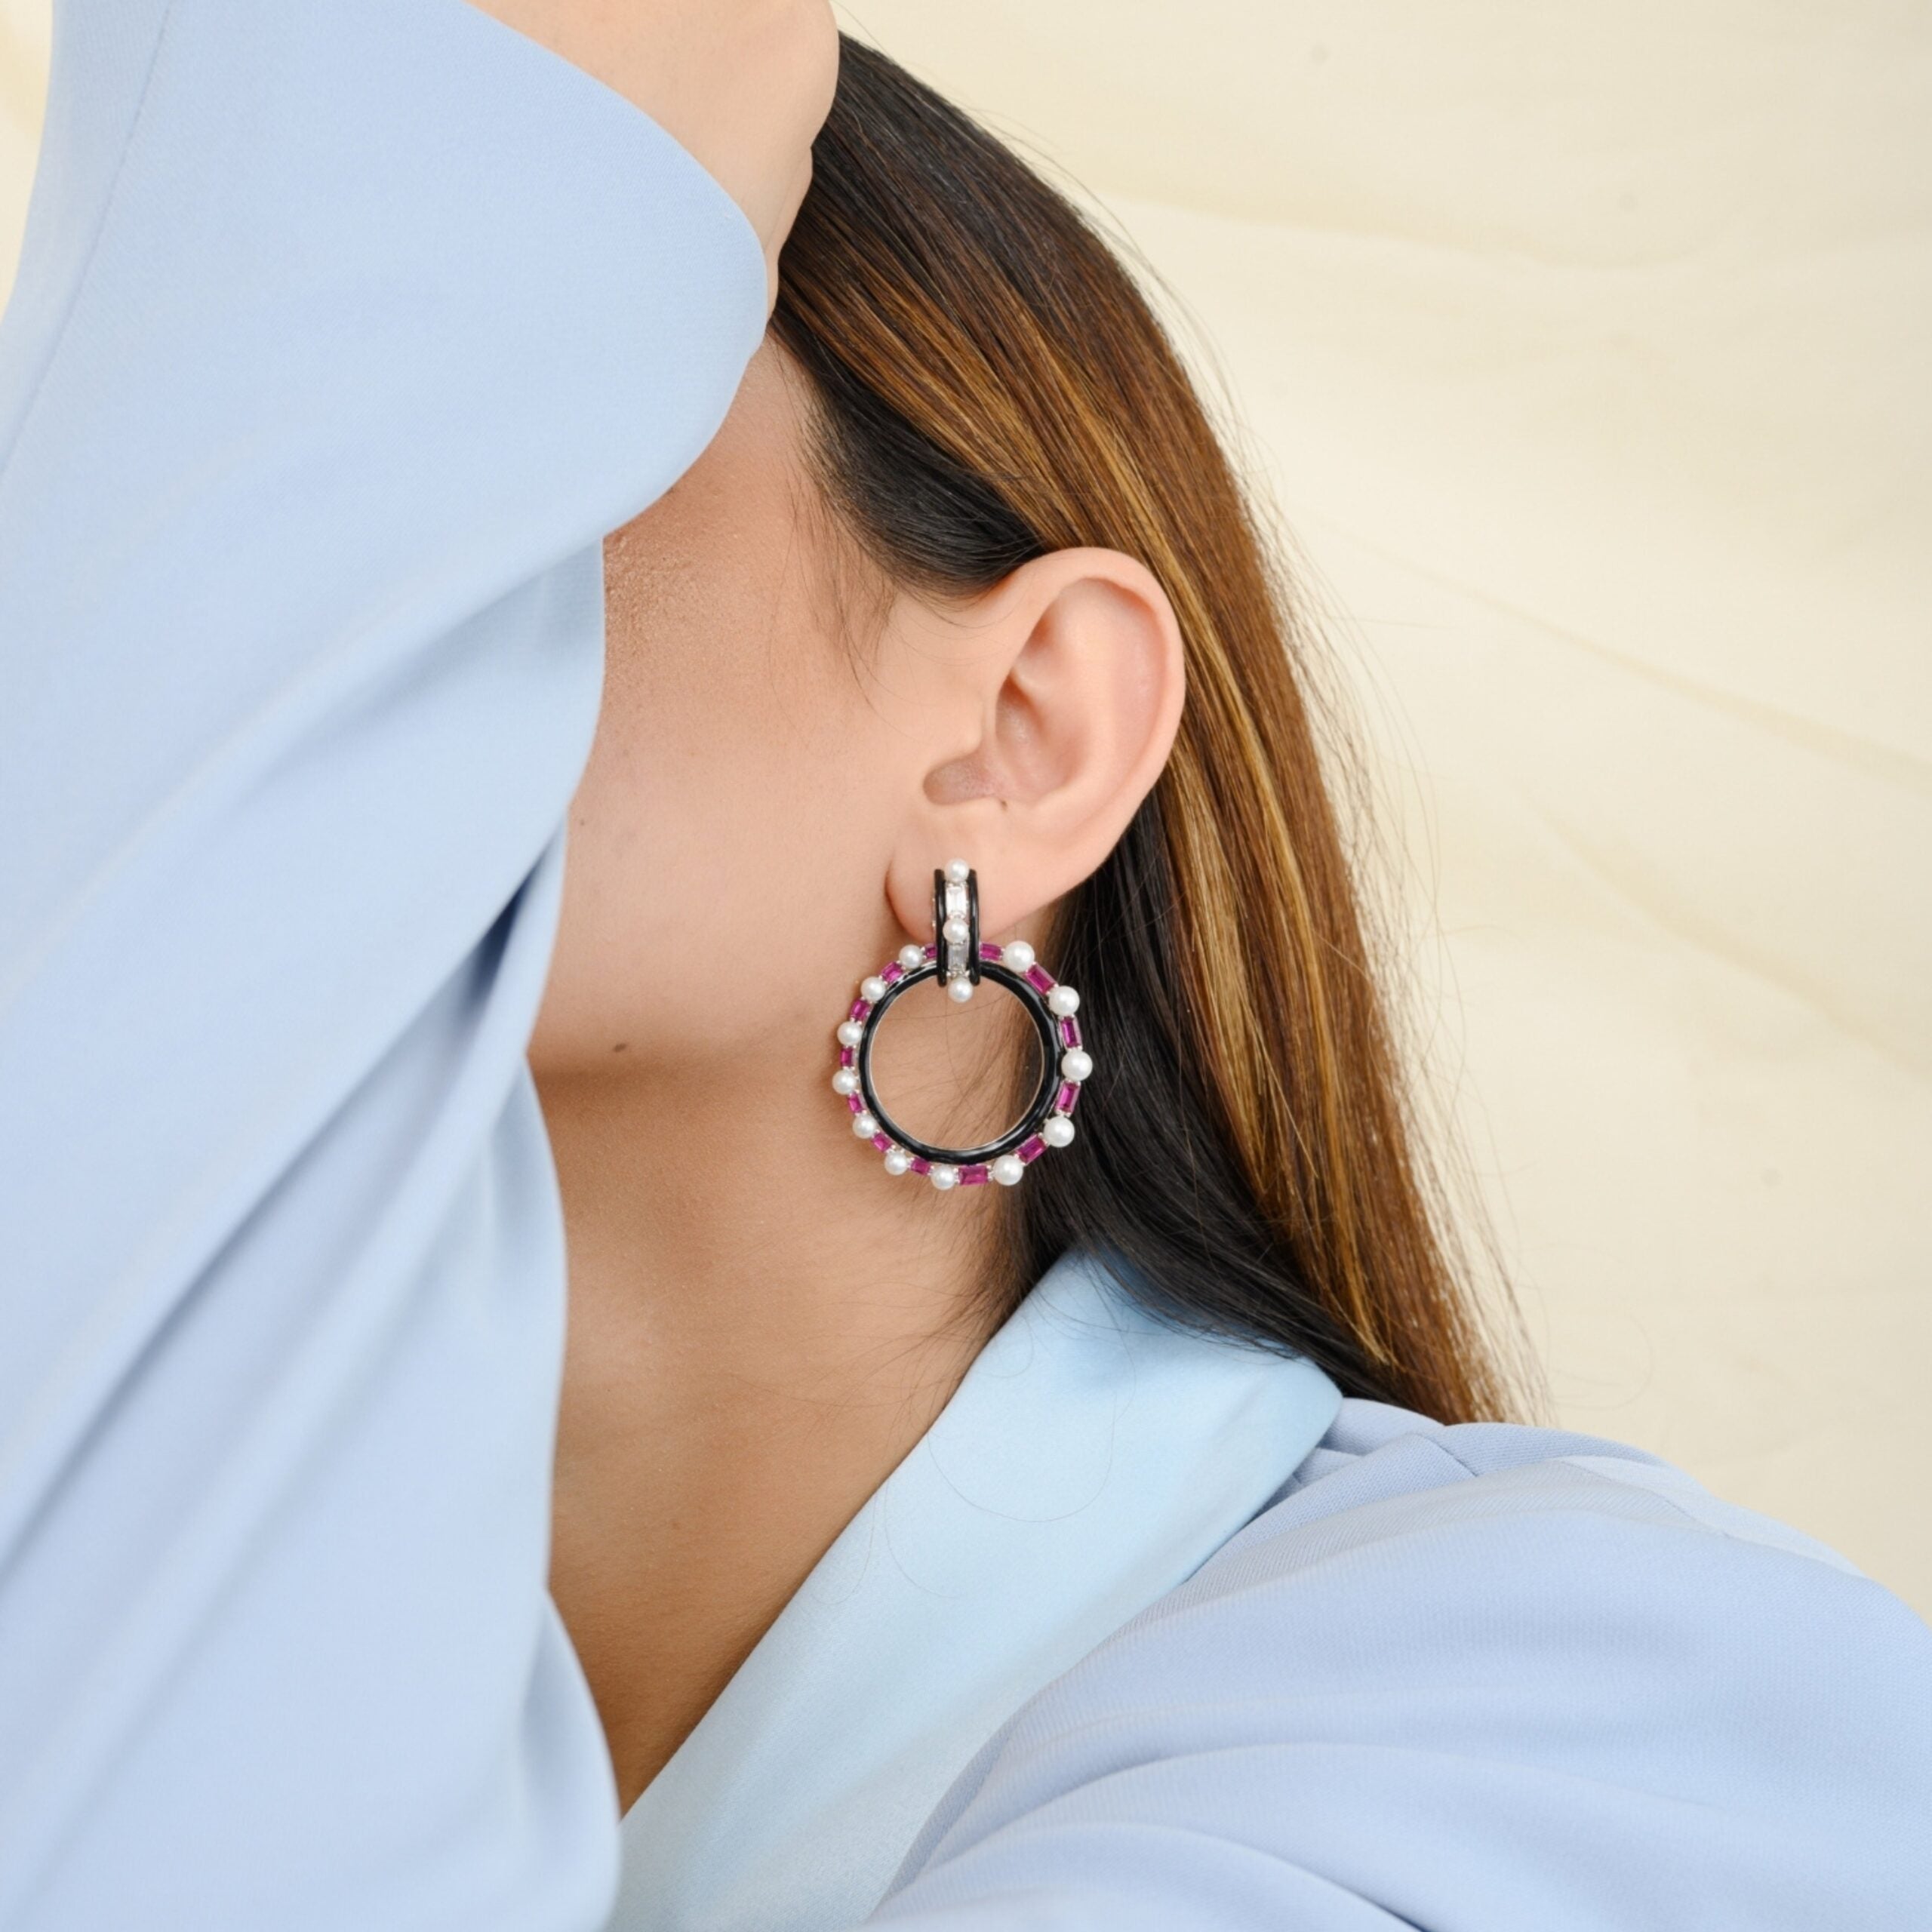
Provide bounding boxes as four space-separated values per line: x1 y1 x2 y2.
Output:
530 338 1187 1811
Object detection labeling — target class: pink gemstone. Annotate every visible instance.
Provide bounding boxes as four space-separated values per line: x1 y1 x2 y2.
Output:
839 1048 855 1067
1058 1017 1081 1048
1055 1081 1080 1112
847 1093 864 1115
871 1132 893 1152
1025 964 1055 993
849 998 870 1021
1017 1134 1048 1162
921 944 938 958
881 962 904 984
978 942 1001 960
959 1164 990 1185
909 1156 933 1174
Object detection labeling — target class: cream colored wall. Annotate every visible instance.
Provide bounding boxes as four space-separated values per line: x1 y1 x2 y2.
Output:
3 2 1925 1612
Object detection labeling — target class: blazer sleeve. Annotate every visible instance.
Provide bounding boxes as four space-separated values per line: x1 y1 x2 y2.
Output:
874 1426 1932 1930
0 3 764 1927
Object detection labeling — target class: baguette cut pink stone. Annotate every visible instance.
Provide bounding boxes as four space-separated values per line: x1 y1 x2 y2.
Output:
849 998 870 1021
909 1156 933 1174
1058 1017 1081 1048
1055 1081 1080 1112
1017 1134 1048 1162
871 1132 894 1152
979 942 1001 960
959 1164 990 1185
838 1048 855 1067
1024 964 1055 993
847 1093 865 1114
881 961 904 983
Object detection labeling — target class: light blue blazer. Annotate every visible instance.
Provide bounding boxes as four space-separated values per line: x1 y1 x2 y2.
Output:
0 5 1926 1929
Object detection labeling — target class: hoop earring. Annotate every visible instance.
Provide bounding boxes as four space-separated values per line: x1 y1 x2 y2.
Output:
830 859 1091 1191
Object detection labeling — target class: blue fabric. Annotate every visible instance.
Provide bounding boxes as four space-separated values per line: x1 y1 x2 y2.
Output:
880 1401 1932 1929
4 5 1929 1930
0 3 765 1925
614 1247 1343 1931
611 1257 1932 1931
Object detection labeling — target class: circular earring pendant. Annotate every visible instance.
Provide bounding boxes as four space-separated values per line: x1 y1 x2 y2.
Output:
830 858 1090 1189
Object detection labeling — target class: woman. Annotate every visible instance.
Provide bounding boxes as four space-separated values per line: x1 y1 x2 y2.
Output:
539 38 1932 1932
0 5 1924 1931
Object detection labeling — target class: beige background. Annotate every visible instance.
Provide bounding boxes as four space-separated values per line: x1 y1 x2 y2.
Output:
3 2 1925 1612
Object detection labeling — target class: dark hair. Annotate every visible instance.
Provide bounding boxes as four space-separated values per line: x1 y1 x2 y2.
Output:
772 37 1526 1423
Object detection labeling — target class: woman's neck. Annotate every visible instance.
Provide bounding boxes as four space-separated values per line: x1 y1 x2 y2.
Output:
537 1050 1008 1815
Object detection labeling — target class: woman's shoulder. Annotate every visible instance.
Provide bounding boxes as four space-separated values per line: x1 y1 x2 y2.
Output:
877 1398 1932 1929
1249 1392 1878 1577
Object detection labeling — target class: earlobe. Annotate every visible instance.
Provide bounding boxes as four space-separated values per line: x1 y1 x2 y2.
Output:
892 548 1185 940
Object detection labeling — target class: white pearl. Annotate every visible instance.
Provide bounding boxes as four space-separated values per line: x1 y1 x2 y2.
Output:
860 975 888 1004
945 858 971 883
832 1067 860 1097
898 944 926 971
852 1110 880 1138
990 1154 1026 1186
1047 985 1080 1016
1002 940 1035 973
1042 1114 1076 1148
883 1146 912 1176
928 1163 960 1189
946 977 975 1004
941 915 969 946
836 1020 864 1048
1059 1048 1094 1082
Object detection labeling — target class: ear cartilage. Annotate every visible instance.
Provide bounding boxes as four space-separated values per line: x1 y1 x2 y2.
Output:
830 862 1088 1187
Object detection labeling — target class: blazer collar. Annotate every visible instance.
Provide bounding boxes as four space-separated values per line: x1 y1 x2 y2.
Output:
613 1244 1343 1932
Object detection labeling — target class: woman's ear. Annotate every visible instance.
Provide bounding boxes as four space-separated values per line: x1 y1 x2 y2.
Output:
884 547 1186 942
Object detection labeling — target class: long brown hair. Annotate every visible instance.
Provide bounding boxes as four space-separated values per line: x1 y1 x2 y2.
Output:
774 38 1526 1424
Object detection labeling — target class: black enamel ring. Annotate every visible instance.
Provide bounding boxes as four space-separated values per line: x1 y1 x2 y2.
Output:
831 864 1092 1190
857 959 1060 1167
